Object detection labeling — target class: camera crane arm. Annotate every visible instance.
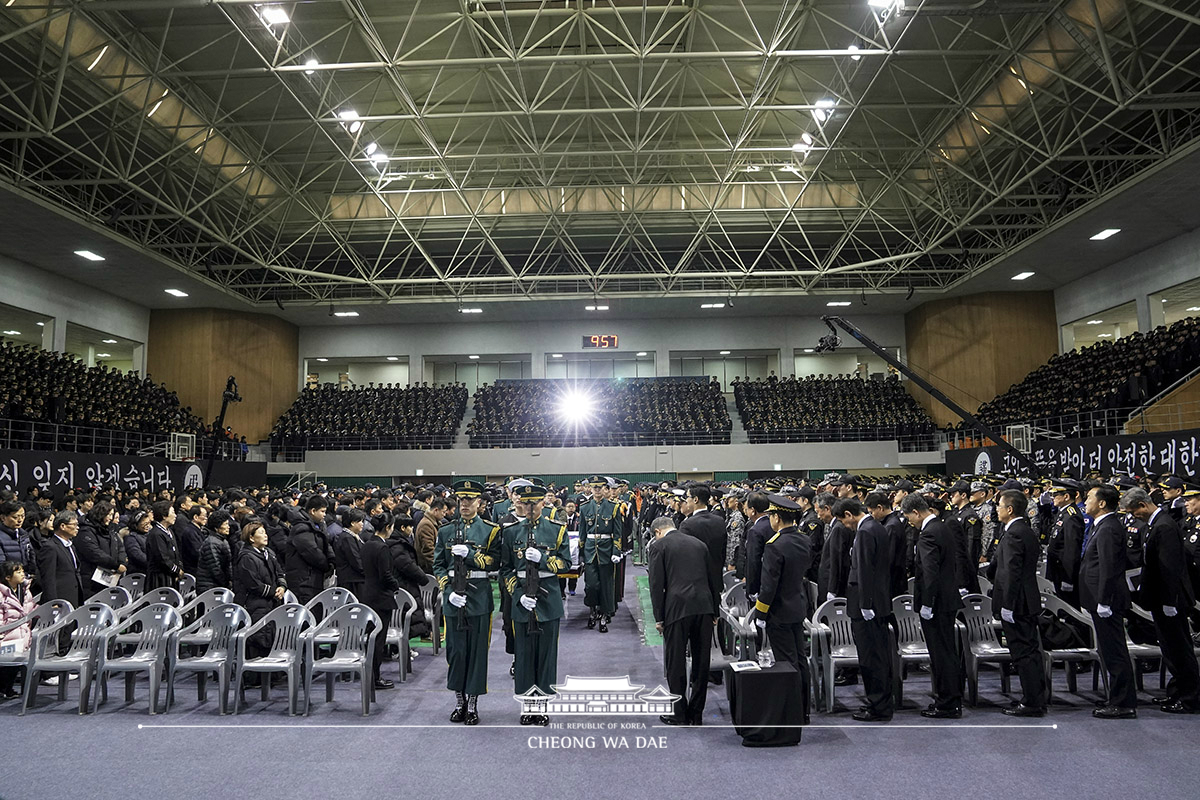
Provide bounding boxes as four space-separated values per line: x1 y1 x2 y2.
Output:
818 315 1042 478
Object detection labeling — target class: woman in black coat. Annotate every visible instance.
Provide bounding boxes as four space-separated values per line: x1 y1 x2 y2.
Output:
122 510 152 574
145 500 184 591
233 518 287 669
333 508 366 596
196 510 234 593
75 502 126 592
380 513 432 641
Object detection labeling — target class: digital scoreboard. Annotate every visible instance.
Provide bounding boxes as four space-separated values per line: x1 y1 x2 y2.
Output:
582 334 619 349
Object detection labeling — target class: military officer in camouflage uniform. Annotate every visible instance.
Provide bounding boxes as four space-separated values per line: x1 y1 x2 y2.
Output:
433 479 501 725
581 475 625 632
501 483 572 726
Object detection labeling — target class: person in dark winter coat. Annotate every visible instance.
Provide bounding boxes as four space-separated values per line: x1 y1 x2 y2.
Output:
146 501 184 591
174 505 208 575
334 508 366 596
196 510 234 593
122 510 152 574
283 496 334 604
233 519 288 671
75 502 126 593
382 513 431 639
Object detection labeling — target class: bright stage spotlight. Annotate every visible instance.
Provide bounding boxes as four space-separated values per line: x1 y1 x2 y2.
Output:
557 389 595 426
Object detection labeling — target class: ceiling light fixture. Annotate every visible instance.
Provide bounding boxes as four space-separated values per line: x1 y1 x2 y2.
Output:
96 353 111 358
147 89 168 118
102 339 118 344
385 356 399 361
812 98 836 123
365 142 377 156
36 322 44 327
803 348 815 353
848 44 861 61
1090 228 1121 240
304 58 318 74
75 249 105 262
468 355 480 360
259 6 290 26
1187 306 1200 312
164 289 188 297
1011 271 1035 281
1097 334 1112 338
458 307 482 314
316 358 328 362
87 44 109 72
700 303 725 309
1086 320 1103 325
719 350 731 355
636 352 648 357
2 330 19 336
585 304 609 311
551 353 563 358
332 311 359 317
826 301 852 307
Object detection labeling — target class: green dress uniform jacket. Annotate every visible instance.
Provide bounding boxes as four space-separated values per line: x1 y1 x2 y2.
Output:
500 516 572 624
433 515 501 618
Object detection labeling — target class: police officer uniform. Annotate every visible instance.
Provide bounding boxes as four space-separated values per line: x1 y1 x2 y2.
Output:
433 479 501 724
501 484 572 726
753 494 813 688
1045 479 1085 604
1159 476 1186 523
580 475 625 632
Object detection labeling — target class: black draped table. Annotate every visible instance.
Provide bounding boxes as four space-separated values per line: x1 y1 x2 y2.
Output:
724 661 806 747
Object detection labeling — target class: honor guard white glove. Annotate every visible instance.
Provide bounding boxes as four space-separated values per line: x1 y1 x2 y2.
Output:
523 547 542 564
1001 608 1015 624
1061 582 1073 592
451 544 469 558
519 595 538 611
755 619 766 630
919 606 933 620
959 588 969 597
448 592 467 608
1096 604 1112 618
1163 605 1178 617
826 592 835 602
610 554 622 563
862 609 875 621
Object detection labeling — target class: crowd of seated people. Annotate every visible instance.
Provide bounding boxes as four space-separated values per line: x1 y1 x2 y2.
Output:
0 341 240 455
975 316 1200 436
270 383 468 456
468 378 731 448
733 373 936 446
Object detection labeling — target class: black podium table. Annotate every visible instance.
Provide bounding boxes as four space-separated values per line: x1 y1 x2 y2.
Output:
724 661 806 747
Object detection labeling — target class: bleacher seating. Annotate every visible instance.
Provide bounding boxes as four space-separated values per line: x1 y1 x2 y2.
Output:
733 374 935 446
468 377 731 448
975 316 1200 434
270 383 468 453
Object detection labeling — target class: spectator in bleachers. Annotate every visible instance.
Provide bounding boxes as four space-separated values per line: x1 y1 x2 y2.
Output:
734 373 935 446
975 316 1200 435
270 382 468 457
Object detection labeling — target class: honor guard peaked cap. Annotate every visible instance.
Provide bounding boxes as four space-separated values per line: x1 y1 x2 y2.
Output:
766 494 802 513
587 475 607 487
507 478 534 490
511 484 544 502
451 479 483 498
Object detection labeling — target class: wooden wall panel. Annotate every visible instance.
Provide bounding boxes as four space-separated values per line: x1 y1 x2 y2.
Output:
904 292 1057 427
1123 372 1200 434
147 309 298 443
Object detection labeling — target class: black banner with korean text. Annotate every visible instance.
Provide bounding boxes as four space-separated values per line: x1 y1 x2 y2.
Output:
945 428 1200 479
0 449 267 494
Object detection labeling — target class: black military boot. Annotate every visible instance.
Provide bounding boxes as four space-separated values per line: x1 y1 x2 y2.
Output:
464 694 480 725
520 714 538 725
450 691 466 723
598 615 609 633
587 609 598 629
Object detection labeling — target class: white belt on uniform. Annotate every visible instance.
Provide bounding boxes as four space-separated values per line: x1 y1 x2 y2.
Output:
590 534 613 540
447 569 489 579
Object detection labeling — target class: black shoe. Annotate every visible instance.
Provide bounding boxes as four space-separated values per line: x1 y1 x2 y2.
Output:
373 679 394 690
598 618 609 633
0 689 18 700
450 705 466 723
659 715 687 725
1152 696 1177 706
834 673 858 686
1002 704 1045 718
920 707 962 719
463 710 480 725
852 709 892 722
587 612 597 630
1093 706 1137 719
1159 701 1197 714
520 714 538 725
509 659 515 677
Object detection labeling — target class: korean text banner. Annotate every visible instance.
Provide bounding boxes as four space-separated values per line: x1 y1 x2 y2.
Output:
0 449 266 493
945 428 1200 479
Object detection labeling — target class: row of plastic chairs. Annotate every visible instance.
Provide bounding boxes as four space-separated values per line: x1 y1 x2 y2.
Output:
3 585 425 717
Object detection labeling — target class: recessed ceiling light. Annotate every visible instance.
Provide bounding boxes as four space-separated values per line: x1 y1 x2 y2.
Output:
1097 333 1112 338
304 58 318 74
1090 228 1121 240
1187 306 1200 312
700 303 725 309
259 6 289 26
332 311 359 317
74 250 105 261
36 322 44 327
468 355 480 360
719 350 731 355
636 352 648 357
826 301 852 307
551 353 563 358
458 308 482 314
803 348 815 353
386 356 399 361
316 358 328 362
1011 271 1035 281
96 353 111 358
165 289 188 297
848 44 861 61
1086 320 1103 325
2 330 19 336
102 339 118 344
585 305 609 311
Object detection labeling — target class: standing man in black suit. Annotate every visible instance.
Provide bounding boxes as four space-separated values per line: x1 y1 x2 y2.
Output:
743 492 772 596
1081 484 1138 718
866 492 908 604
648 516 721 726
836 498 894 722
679 485 727 592
993 489 1047 716
1121 487 1198 713
901 494 963 718
36 511 84 607
818 494 853 604
360 516 400 690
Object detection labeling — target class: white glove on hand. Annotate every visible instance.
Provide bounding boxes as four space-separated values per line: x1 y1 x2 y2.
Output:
448 592 467 608
1061 582 1073 592
519 594 538 611
451 544 469 558
1097 604 1112 618
755 619 766 630
959 588 969 597
919 606 933 620
1001 608 1015 624
862 609 875 621
610 554 622 563
1163 605 1178 617
826 592 836 601
523 547 541 564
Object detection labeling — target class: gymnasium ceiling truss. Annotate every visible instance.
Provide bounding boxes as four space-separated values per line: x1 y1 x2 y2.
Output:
1 0 1200 308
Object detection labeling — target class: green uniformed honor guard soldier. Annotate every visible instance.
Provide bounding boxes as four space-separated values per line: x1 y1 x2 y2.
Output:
581 475 625 632
433 479 501 725
501 483 572 726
